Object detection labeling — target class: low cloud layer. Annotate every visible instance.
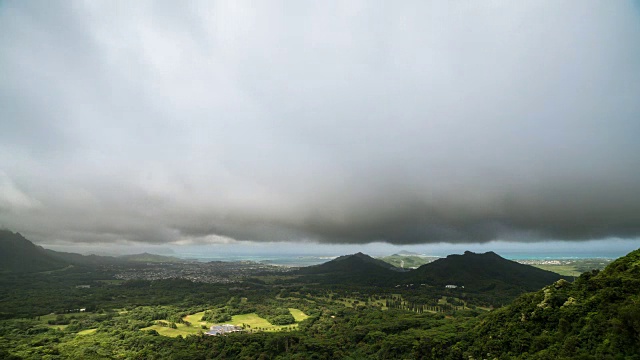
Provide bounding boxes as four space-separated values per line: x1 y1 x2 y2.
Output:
1 1 640 245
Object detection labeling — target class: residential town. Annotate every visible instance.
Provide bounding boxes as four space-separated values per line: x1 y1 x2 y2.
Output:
112 261 296 283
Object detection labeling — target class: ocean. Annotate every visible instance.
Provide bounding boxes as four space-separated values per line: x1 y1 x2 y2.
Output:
175 253 338 267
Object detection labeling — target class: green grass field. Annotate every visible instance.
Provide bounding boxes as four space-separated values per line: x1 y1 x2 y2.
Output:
183 311 209 326
142 321 205 337
288 308 309 322
141 308 309 337
231 313 297 331
77 328 97 335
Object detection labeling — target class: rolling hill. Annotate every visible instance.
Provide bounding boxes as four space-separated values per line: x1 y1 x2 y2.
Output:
296 252 403 285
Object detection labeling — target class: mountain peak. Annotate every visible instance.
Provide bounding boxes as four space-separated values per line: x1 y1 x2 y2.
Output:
333 252 375 262
408 249 564 295
458 250 501 258
296 251 401 280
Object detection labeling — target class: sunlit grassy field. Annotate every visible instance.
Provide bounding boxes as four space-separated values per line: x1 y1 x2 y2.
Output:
288 308 309 322
231 313 297 331
141 308 309 336
142 321 205 337
183 311 209 326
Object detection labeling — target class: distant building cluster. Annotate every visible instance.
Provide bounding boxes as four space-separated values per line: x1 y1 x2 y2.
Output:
205 324 242 336
111 261 294 284
517 260 564 265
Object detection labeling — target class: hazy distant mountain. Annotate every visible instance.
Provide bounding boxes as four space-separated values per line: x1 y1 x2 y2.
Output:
378 254 438 268
0 230 68 273
0 230 185 271
405 251 565 293
118 252 185 263
44 250 184 265
396 250 422 256
43 249 122 266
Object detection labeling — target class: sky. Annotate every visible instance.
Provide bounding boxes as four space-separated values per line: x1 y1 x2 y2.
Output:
1 1 640 255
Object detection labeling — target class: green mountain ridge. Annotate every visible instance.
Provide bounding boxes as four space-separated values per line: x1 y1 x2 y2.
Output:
43 249 123 267
457 248 640 358
406 250 566 291
0 230 68 273
0 230 186 272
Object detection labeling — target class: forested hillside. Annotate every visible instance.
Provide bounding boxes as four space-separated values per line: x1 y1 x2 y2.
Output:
456 248 640 359
0 230 68 273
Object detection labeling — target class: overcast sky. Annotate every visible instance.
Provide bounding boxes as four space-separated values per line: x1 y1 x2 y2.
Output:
1 1 640 250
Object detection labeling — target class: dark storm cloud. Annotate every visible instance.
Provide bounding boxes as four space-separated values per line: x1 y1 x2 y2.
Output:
1 1 640 245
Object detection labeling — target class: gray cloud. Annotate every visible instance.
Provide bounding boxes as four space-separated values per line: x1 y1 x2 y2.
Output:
1 1 640 245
